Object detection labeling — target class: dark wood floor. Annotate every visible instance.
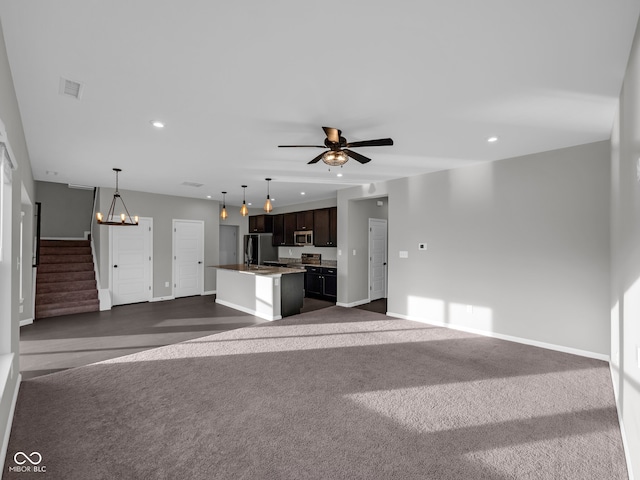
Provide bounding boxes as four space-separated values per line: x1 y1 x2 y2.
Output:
20 296 387 379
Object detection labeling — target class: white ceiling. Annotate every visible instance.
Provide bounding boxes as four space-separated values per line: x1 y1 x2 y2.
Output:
1 1 639 208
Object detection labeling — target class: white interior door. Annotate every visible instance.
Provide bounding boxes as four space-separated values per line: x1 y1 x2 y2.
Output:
173 220 204 298
219 224 238 265
369 218 388 301
111 217 152 306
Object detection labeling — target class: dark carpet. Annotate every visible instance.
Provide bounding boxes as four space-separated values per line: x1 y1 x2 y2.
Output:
3 306 627 479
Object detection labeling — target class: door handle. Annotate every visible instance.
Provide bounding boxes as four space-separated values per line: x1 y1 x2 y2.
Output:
113 265 118 268
198 261 202 264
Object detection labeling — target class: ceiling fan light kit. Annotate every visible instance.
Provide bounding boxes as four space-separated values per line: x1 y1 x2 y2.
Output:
96 168 139 226
322 151 349 166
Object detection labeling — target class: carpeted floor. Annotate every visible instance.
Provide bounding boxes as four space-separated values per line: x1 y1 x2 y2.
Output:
3 306 627 479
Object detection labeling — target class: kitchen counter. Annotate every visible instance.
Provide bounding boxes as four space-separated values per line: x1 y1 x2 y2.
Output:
212 264 305 320
215 264 305 275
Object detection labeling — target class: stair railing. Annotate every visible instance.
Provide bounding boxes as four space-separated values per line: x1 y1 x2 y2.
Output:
32 201 41 267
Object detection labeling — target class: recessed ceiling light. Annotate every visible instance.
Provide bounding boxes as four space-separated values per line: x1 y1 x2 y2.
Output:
487 136 498 143
336 173 343 177
300 192 306 195
206 195 211 199
151 120 165 128
248 202 252 206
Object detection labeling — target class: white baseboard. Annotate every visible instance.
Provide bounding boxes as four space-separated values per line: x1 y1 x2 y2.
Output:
98 288 111 311
609 365 635 480
336 298 370 308
1 371 21 474
386 311 609 362
19 318 33 327
215 298 281 321
151 295 175 303
202 290 216 296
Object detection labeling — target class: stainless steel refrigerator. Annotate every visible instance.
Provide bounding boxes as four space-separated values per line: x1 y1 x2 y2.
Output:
244 234 278 265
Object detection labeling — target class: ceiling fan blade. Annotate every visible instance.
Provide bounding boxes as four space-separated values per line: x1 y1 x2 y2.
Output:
346 138 394 148
344 149 372 164
322 127 342 144
278 145 326 148
308 152 326 164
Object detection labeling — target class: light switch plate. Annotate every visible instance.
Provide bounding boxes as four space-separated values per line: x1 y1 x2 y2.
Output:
399 251 409 258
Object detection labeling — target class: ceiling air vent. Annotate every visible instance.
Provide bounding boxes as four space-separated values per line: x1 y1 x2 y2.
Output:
181 181 204 188
59 77 83 100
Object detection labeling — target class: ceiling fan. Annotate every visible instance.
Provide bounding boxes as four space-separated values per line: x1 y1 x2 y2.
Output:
278 126 393 166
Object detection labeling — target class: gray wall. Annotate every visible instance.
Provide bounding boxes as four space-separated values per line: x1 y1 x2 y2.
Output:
35 181 94 238
339 141 611 356
0 16 35 466
97 188 220 297
610 14 640 477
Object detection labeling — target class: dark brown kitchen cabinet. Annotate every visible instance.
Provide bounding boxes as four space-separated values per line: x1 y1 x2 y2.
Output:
305 266 336 302
248 215 273 233
313 207 337 246
296 210 314 231
273 213 297 245
271 214 284 245
284 213 296 244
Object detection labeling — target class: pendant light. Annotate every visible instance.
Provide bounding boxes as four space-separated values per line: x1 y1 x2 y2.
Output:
96 168 139 226
220 191 228 220
240 185 249 217
263 178 273 213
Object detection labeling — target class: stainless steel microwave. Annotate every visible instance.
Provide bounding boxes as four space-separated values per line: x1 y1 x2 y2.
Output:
294 230 313 246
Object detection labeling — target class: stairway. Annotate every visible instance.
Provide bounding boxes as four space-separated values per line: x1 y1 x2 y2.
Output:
35 239 100 319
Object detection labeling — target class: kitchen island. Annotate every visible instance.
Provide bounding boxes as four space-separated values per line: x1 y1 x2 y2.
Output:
213 264 306 320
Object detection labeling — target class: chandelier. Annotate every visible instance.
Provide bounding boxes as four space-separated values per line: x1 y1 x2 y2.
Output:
96 168 139 226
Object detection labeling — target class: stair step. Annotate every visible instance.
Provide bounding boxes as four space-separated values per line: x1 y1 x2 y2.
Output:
37 263 94 274
37 271 95 283
40 246 91 256
36 300 100 319
40 240 90 248
37 279 97 294
36 289 98 305
39 254 93 264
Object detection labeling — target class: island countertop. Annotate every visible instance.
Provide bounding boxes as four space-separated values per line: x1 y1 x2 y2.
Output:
212 264 306 276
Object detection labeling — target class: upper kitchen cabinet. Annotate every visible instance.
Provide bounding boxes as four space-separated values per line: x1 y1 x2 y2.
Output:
271 214 284 245
248 214 273 233
284 213 296 243
272 212 297 245
313 207 337 247
296 210 314 231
